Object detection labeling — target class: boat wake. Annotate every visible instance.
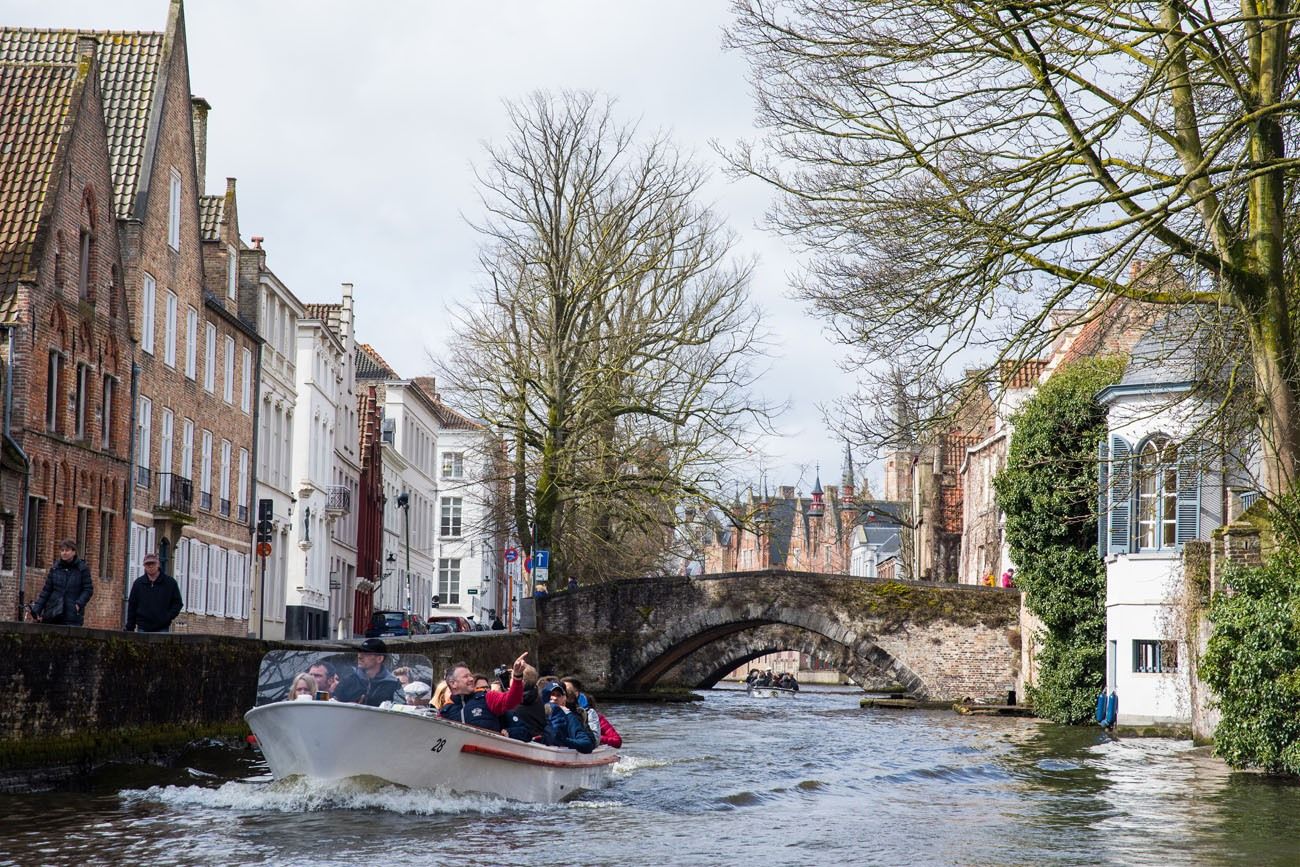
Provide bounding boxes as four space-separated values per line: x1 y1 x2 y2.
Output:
611 755 669 776
122 775 542 815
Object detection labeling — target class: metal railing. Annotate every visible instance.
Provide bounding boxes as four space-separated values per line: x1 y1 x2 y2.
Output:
154 473 193 516
200 491 213 511
136 465 152 488
238 504 248 522
219 498 231 517
325 485 352 515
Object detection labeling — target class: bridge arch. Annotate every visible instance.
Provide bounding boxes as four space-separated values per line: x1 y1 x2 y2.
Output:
538 570 1020 703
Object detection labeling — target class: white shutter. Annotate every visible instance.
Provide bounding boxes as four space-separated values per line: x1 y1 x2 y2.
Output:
192 541 208 616
211 546 226 617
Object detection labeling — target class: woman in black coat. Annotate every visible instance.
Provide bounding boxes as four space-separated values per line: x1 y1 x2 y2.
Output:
31 539 93 626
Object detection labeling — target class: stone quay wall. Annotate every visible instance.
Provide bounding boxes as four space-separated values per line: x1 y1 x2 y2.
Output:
0 622 535 782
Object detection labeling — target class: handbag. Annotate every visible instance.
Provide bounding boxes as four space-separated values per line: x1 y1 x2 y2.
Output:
41 593 65 623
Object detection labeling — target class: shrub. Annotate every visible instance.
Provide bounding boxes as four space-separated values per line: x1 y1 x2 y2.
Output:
994 356 1124 723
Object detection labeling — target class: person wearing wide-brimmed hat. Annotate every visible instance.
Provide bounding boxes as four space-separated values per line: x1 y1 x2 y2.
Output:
334 637 403 706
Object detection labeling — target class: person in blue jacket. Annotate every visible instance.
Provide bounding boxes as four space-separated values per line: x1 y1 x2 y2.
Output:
541 682 596 753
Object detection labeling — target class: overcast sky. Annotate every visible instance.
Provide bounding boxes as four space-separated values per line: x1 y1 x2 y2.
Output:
6 0 868 495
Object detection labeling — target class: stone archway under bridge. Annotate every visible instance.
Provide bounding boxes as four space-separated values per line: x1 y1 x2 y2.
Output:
655 622 899 691
537 569 1021 702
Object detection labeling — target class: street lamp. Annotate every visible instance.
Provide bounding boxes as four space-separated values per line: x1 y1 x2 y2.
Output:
396 491 410 613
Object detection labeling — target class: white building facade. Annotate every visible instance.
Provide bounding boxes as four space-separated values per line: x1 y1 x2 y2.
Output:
284 293 351 639
243 242 301 639
374 379 438 620
324 287 360 639
1097 313 1227 729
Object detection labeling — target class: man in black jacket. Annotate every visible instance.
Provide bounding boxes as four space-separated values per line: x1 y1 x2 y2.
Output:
31 539 93 625
125 553 184 633
334 638 403 706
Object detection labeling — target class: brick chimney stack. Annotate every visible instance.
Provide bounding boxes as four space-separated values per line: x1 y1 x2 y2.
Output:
192 96 211 194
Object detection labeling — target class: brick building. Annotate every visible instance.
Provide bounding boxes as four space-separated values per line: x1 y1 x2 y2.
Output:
0 39 135 627
354 380 386 635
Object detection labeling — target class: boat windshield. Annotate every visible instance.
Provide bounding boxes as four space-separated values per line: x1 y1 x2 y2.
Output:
254 649 435 706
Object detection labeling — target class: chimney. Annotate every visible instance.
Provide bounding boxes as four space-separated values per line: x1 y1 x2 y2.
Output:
192 96 211 194
340 283 354 344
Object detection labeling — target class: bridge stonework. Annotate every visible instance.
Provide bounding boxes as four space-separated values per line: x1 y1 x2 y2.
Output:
538 570 1021 703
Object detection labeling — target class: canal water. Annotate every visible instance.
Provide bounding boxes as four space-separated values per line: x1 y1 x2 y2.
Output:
2 685 1298 866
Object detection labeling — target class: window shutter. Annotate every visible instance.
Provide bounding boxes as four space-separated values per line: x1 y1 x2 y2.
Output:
1097 437 1109 557
1107 435 1132 555
1176 440 1202 545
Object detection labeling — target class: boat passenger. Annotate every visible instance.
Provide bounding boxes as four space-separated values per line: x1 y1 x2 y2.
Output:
564 685 621 748
403 681 433 711
438 652 529 731
503 664 547 742
286 673 317 701
561 677 600 739
541 683 596 753
334 638 403 706
473 674 491 692
307 661 339 698
432 679 452 710
393 666 413 686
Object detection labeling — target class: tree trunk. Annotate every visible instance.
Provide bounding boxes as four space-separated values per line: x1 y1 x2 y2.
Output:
1248 299 1300 497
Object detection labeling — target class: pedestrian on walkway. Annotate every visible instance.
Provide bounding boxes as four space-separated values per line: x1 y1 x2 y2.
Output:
125 553 184 633
30 539 93 626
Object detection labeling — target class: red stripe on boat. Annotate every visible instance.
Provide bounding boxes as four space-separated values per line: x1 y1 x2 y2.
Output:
460 744 619 768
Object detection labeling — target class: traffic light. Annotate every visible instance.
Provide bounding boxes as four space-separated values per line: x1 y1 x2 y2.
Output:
256 498 273 545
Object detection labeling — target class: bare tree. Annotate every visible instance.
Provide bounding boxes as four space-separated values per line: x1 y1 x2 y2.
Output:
727 1 1300 496
439 91 776 584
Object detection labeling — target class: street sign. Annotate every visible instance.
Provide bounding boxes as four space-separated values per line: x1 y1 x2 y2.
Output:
504 547 518 563
467 587 478 595
256 541 272 558
524 557 532 573
533 549 550 569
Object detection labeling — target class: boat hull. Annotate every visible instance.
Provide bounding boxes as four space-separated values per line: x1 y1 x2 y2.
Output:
245 701 617 803
747 686 798 698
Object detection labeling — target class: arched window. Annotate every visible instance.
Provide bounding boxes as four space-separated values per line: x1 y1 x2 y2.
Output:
1136 436 1178 550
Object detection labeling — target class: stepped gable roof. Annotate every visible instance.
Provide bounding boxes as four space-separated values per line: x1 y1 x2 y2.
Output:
199 194 224 241
0 57 83 285
304 302 342 334
0 28 164 218
356 342 398 380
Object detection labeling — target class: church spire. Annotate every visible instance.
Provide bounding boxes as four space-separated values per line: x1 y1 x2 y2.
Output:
841 441 856 504
808 465 825 518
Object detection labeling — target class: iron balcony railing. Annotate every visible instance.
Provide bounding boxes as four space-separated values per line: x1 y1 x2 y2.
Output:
200 491 213 511
155 473 193 516
238 503 248 522
325 485 352 516
219 498 231 517
136 465 152 488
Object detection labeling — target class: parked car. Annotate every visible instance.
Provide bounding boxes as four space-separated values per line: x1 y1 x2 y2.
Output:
427 615 473 633
426 622 454 635
365 610 428 637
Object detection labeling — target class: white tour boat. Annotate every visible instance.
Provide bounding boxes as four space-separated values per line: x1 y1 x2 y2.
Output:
747 684 798 698
247 649 618 803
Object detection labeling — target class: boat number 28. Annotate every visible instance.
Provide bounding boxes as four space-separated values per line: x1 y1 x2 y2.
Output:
430 738 447 754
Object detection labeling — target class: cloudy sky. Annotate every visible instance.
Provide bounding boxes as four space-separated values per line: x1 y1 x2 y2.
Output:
6 0 867 495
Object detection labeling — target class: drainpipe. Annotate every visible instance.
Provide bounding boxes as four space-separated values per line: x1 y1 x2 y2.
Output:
4 327 31 620
122 361 140 625
249 328 264 639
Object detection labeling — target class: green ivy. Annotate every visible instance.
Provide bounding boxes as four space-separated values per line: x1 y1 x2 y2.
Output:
1202 539 1300 774
994 356 1124 723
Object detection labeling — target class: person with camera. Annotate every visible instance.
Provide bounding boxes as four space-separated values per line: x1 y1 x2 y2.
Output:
438 651 528 732
29 539 93 626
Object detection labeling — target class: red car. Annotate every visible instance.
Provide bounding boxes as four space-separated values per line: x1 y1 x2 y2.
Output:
427 615 473 633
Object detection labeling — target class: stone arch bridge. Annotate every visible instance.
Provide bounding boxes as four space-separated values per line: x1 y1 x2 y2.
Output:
537 570 1020 702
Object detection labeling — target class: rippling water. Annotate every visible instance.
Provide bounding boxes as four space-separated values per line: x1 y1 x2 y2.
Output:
2 686 1299 866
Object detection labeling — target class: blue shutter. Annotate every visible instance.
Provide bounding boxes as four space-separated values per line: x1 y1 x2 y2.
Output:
1176 440 1201 546
1108 435 1132 555
1097 436 1109 557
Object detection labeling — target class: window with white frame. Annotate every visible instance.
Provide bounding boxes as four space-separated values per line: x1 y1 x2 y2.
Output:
200 430 213 503
181 418 194 481
136 396 152 482
441 451 464 479
185 306 198 379
438 557 461 606
237 448 249 519
167 168 182 250
241 348 252 413
1133 639 1178 673
1136 437 1178 551
140 273 156 354
220 439 231 514
163 290 177 367
203 322 216 392
223 335 235 403
439 496 462 537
